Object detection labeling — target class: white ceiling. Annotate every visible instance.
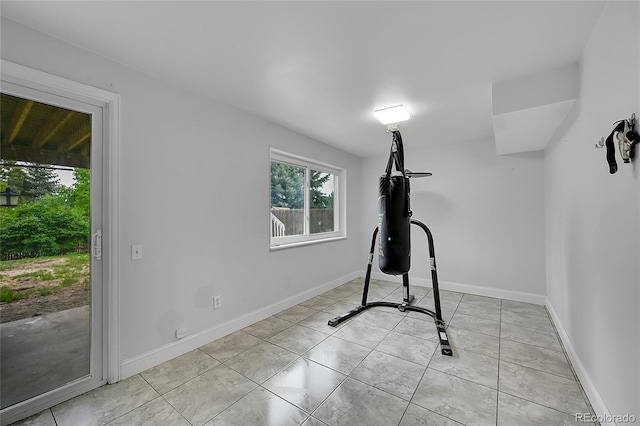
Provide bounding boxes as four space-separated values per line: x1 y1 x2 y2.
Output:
1 1 605 157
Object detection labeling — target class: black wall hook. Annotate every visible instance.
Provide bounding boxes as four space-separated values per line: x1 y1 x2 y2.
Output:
602 113 638 173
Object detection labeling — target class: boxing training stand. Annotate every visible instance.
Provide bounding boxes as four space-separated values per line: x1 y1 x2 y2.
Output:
328 220 453 356
327 123 452 356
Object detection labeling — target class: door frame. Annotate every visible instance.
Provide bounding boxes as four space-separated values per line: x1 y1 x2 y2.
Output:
0 60 121 424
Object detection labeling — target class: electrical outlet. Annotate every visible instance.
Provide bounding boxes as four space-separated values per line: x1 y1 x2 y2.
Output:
214 295 222 309
175 328 186 339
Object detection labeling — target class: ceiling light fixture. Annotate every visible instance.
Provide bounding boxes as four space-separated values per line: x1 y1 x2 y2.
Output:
374 105 410 125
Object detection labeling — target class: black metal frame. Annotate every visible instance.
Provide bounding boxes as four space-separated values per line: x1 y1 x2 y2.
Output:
328 219 453 356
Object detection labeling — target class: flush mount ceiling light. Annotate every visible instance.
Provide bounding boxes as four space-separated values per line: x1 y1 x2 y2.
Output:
374 105 410 125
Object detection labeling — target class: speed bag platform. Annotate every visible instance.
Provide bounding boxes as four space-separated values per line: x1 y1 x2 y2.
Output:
378 173 411 275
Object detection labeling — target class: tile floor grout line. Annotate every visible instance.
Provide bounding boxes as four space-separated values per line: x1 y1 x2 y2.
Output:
401 334 439 425
412 291 494 426
259 385 313 418
260 355 303 385
195 347 223 364
98 375 161 426
497 334 564 354
398 289 462 425
306 371 351 422
343 373 413 405
253 291 566 424
201 345 257 366
407 380 477 426
544 306 596 415
241 317 298 340
425 364 499 392
498 358 586 382
329 325 388 350
12 282 600 426
496 388 592 419
50 408 59 426
145 339 308 425
157 393 194 426
497 341 577 377
222 344 302 387
216 330 283 361
266 333 332 357
319 311 395 410
194 381 261 426
299 349 361 379
498 303 593 420
212 346 322 424
265 324 332 357
495 360 595 416
499 321 554 333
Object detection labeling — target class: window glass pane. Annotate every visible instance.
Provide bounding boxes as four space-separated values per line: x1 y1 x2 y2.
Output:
270 161 305 236
310 170 335 234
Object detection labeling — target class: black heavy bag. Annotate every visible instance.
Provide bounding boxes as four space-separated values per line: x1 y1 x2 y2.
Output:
378 131 411 275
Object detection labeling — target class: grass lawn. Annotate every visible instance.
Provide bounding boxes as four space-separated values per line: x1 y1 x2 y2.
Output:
0 253 90 322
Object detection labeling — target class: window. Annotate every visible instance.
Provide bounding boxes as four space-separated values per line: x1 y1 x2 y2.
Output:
270 148 345 248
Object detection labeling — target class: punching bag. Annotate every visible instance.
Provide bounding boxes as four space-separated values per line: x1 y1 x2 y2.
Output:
378 131 411 275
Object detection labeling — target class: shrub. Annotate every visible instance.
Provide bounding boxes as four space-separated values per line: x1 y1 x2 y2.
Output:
0 195 89 258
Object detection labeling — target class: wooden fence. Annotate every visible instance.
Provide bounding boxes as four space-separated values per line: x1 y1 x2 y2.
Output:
1 246 88 261
271 208 334 236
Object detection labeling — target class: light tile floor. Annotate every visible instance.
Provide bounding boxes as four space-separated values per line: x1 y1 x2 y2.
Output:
13 278 596 426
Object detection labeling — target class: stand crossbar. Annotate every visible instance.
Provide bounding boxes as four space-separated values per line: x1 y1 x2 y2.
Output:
328 219 453 356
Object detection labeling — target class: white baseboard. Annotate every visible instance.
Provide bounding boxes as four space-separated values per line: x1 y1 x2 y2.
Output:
121 270 547 379
120 271 360 379
122 270 610 424
369 272 546 305
545 299 614 424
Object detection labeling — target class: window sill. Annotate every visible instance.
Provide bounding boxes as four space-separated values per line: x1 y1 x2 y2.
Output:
270 235 347 251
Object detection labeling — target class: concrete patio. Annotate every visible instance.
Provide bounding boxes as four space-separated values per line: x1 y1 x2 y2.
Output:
1 306 90 409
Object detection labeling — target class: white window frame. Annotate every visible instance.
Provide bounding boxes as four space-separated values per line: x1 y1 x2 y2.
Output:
270 148 346 249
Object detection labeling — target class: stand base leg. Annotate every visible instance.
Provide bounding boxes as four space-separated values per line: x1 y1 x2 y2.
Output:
328 222 453 356
328 302 453 356
403 295 415 305
435 320 452 356
328 306 366 327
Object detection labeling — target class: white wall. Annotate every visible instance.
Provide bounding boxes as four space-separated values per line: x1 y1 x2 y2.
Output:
360 137 546 300
1 19 363 362
492 63 579 115
545 1 639 419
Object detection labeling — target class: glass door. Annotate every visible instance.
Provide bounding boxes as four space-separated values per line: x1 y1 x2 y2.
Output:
0 84 104 418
